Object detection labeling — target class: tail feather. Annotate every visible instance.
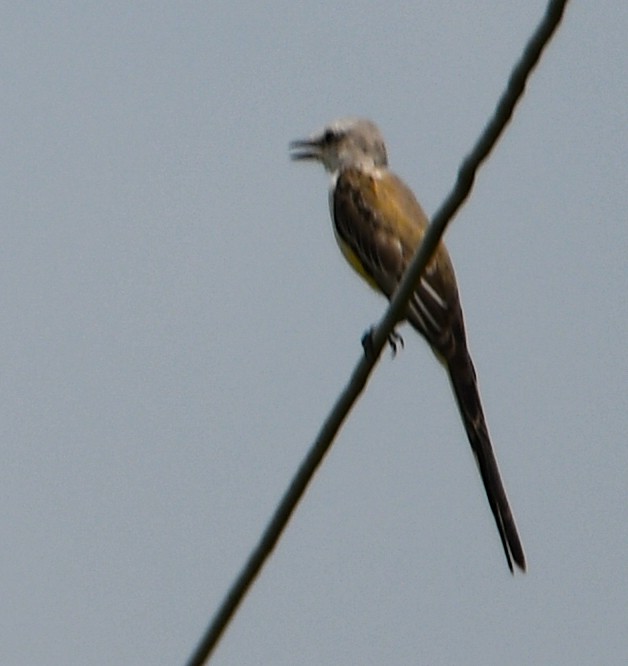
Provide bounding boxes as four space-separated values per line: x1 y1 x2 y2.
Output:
447 349 526 573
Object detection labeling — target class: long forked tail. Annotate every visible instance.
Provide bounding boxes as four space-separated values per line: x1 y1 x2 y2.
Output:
446 348 526 573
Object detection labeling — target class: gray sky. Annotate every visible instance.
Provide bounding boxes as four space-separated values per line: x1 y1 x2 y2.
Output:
1 2 627 664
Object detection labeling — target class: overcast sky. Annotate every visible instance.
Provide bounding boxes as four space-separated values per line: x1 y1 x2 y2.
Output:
1 2 627 664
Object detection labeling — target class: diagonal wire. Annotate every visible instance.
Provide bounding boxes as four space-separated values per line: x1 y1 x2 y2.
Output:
185 1 569 663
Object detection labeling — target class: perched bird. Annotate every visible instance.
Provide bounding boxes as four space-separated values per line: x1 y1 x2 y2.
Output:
290 117 526 572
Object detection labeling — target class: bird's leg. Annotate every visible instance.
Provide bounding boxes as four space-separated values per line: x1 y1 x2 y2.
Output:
361 327 404 359
361 327 376 359
387 329 404 357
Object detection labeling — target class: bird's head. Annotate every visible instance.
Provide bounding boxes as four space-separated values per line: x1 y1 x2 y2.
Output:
290 117 388 174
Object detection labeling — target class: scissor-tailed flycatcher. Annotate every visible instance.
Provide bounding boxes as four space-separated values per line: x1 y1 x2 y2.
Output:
290 117 526 572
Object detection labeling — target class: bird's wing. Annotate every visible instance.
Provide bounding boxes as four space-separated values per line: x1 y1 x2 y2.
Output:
332 167 460 358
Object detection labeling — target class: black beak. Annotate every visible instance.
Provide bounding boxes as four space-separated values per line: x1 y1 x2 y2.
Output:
289 138 321 161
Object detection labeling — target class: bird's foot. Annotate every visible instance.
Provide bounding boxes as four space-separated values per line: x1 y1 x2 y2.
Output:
361 327 376 359
387 329 404 358
361 327 404 359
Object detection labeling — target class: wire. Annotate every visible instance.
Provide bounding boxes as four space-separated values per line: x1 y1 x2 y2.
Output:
185 1 570 663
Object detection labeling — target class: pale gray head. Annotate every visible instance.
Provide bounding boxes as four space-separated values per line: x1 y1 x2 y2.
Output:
290 117 388 174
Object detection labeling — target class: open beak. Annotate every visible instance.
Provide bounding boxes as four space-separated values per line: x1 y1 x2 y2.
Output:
289 137 322 161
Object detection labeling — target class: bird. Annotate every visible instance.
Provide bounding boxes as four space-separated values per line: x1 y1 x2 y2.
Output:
290 117 526 573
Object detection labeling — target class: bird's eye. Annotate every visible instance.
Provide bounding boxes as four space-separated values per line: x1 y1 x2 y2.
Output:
322 129 335 144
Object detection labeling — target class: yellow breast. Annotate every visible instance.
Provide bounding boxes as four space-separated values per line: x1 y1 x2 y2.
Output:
334 234 381 291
